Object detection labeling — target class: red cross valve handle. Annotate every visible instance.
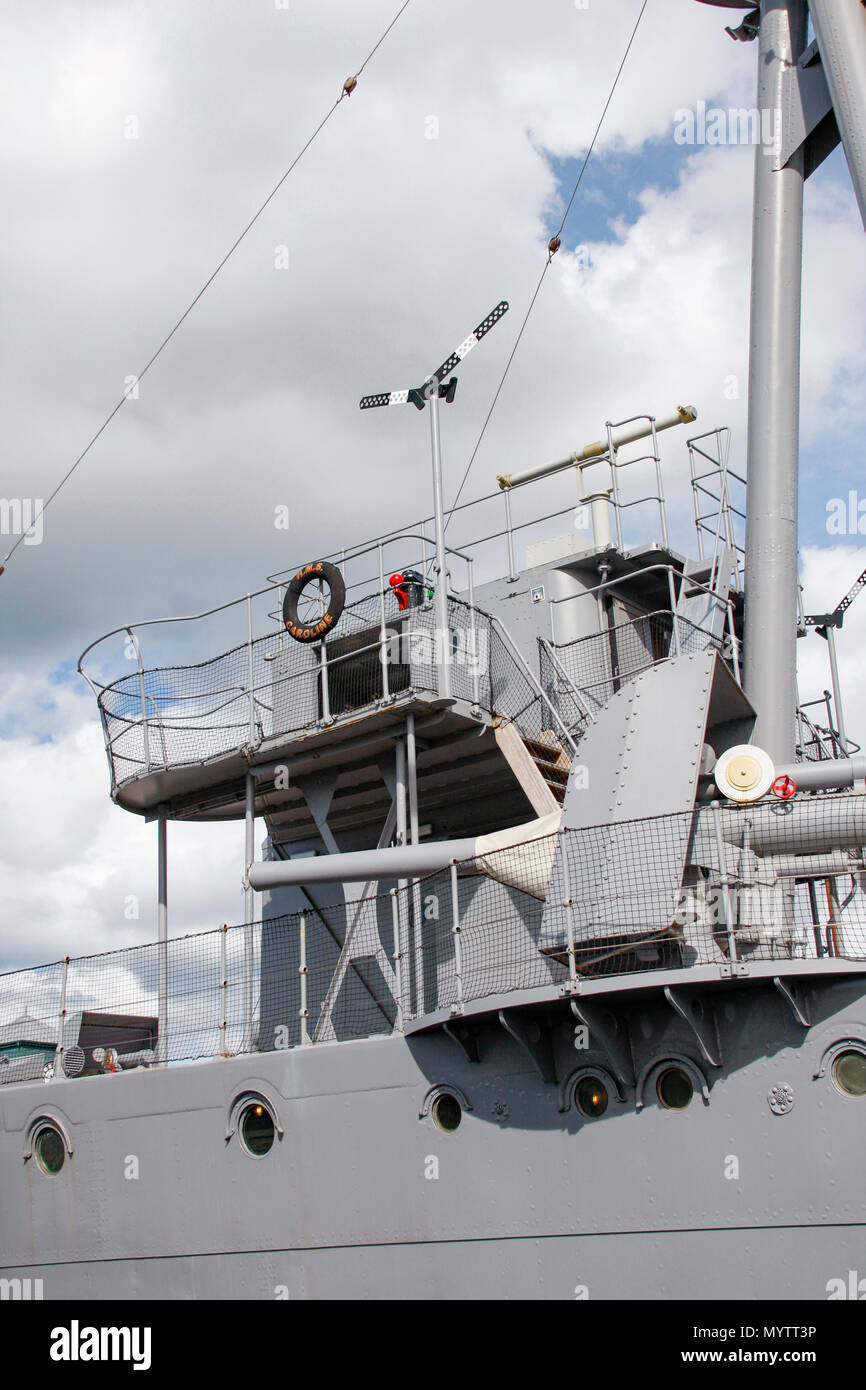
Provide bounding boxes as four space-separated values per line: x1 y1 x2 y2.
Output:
771 774 797 800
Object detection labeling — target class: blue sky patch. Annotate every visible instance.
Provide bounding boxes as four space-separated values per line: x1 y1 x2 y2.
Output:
48 659 79 686
546 137 688 248
546 138 860 554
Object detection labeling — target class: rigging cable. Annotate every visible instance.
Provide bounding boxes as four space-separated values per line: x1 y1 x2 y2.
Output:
444 0 650 529
1 0 416 577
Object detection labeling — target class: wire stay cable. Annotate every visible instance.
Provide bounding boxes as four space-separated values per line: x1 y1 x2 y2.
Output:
445 0 650 528
1 0 416 576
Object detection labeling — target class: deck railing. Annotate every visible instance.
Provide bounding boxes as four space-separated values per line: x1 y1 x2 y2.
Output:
796 699 861 763
2 796 864 1082
548 608 724 720
81 583 580 796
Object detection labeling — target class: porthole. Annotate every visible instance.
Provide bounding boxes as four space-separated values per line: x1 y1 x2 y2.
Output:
431 1092 462 1133
34 1124 65 1175
657 1066 693 1110
575 1076 608 1118
240 1101 275 1156
832 1049 866 1097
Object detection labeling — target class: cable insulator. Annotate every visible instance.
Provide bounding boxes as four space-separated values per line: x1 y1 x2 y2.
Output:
548 235 561 257
343 76 358 97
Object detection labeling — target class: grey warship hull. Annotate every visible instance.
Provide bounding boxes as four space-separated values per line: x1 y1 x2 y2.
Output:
2 961 866 1301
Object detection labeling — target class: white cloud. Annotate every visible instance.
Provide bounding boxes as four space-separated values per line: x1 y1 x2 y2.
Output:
0 677 246 971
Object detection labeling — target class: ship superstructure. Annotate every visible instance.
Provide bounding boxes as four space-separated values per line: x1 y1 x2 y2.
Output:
1 0 866 1300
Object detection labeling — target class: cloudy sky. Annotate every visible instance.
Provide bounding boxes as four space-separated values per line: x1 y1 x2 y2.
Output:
1 0 864 975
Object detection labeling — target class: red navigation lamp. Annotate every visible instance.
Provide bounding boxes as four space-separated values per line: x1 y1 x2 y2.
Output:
389 573 409 611
389 571 426 612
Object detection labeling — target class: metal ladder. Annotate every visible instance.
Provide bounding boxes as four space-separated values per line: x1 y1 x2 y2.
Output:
688 427 745 593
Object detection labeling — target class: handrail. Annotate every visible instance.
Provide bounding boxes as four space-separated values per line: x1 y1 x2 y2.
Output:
77 582 283 678
537 636 597 727
81 406 707 695
96 580 737 789
92 566 739 795
95 587 402 704
548 561 729 612
797 704 843 761
79 531 475 689
3 793 865 1073
549 561 736 682
264 475 584 587
488 614 578 756
95 595 499 788
268 531 474 591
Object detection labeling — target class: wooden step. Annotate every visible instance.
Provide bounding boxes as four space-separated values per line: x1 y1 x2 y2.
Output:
541 776 567 803
523 733 570 804
535 761 568 786
521 735 569 768
493 722 561 817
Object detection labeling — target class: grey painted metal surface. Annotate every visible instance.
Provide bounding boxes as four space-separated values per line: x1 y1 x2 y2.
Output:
742 0 807 763
561 651 730 830
1 970 865 1298
249 838 478 889
777 35 839 177
541 653 753 948
808 0 866 231
11 0 866 1306
3 1225 865 1301
707 794 866 855
773 755 866 790
21 537 866 1302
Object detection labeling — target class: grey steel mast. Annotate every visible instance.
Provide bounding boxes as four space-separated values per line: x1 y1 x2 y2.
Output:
731 0 866 761
742 0 807 764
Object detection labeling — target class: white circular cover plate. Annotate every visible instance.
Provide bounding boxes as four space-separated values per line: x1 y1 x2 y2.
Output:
713 743 775 803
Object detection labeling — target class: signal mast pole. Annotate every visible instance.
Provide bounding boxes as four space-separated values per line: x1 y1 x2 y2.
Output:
360 301 509 704
804 565 866 756
426 378 451 697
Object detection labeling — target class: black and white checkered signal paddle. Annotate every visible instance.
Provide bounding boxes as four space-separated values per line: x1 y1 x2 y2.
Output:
359 301 509 411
